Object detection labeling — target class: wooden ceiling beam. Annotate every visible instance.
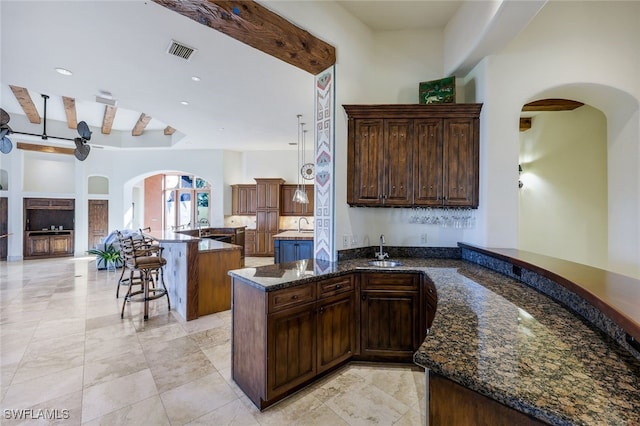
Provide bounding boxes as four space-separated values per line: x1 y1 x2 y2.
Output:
132 113 152 136
62 96 78 129
519 117 532 132
9 85 41 124
522 99 584 112
102 105 117 135
17 142 74 156
152 0 336 75
164 126 176 135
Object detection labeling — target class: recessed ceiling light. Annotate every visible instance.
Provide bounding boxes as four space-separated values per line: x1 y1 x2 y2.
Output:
191 76 201 82
55 67 73 76
180 101 189 106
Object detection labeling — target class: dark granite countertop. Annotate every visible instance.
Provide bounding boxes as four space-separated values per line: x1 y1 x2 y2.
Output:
228 257 640 425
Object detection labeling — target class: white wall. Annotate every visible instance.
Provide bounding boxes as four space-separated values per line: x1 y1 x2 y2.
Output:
519 106 608 269
471 1 640 277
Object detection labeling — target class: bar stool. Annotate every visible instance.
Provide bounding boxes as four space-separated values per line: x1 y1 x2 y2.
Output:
115 230 142 298
120 235 171 320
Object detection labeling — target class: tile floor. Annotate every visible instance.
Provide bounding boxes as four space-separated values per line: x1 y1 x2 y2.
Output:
1 256 426 425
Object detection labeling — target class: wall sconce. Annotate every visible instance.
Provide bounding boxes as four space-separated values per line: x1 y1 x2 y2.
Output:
518 164 524 188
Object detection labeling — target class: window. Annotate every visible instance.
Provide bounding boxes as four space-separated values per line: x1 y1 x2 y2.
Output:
163 174 210 230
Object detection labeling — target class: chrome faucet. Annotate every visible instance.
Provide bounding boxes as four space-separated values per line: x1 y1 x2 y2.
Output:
298 217 310 232
376 234 389 260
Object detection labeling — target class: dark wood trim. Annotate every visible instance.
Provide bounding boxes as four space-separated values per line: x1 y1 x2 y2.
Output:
522 99 584 112
343 103 483 119
17 142 75 156
152 0 336 75
519 117 531 131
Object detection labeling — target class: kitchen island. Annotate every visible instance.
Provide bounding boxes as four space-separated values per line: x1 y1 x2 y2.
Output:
228 249 640 424
273 230 314 264
143 230 242 320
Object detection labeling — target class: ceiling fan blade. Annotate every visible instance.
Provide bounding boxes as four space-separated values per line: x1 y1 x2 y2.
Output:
0 108 10 126
0 136 13 154
73 137 90 161
0 128 8 139
77 121 92 141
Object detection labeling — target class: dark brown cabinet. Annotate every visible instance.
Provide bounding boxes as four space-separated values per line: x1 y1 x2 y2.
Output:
317 276 355 373
244 229 255 256
24 198 75 259
360 273 422 361
231 184 257 215
232 271 432 409
280 184 314 216
345 104 482 208
267 302 317 400
254 179 284 256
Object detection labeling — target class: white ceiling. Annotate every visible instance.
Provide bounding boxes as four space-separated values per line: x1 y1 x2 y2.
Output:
0 0 461 152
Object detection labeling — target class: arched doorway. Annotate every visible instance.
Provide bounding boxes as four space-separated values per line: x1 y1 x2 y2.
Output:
518 99 608 269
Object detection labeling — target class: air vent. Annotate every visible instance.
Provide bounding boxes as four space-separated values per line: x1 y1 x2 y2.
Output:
166 40 197 61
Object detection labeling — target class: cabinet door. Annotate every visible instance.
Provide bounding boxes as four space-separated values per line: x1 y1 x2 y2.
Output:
443 118 478 207
350 119 384 205
50 235 72 255
384 119 413 205
414 119 444 206
267 303 317 400
280 186 295 215
277 240 297 263
297 241 313 260
27 235 49 257
247 187 257 214
317 293 355 373
360 273 420 361
245 230 255 256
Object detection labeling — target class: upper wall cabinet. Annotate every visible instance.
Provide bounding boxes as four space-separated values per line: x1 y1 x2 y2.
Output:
344 104 482 208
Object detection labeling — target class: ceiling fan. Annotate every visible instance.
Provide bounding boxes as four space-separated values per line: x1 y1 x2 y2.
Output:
0 94 92 160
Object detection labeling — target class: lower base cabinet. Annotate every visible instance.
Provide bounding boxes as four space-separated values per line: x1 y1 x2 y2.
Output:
360 273 422 361
24 231 74 259
232 271 426 410
274 239 313 263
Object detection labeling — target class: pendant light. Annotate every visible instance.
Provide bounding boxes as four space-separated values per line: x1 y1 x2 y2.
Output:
293 115 309 204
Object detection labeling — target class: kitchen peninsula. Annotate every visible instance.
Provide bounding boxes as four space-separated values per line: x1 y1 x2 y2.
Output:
228 246 640 424
143 229 242 320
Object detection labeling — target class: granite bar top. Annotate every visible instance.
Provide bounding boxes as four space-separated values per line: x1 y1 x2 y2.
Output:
273 230 314 240
144 229 198 243
228 257 640 425
460 243 640 342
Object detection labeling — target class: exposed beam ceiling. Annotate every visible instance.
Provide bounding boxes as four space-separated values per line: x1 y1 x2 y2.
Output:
132 113 153 136
152 0 336 75
101 106 117 135
17 142 74 156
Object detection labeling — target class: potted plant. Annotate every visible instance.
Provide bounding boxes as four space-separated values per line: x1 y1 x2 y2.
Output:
88 243 122 270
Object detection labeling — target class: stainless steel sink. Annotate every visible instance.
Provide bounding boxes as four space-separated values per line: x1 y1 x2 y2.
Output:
368 260 404 267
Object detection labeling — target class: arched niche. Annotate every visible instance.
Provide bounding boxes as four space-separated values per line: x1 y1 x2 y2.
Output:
88 176 109 195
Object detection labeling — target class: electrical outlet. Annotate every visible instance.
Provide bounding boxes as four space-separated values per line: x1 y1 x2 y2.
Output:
351 235 358 247
342 235 349 248
420 233 428 244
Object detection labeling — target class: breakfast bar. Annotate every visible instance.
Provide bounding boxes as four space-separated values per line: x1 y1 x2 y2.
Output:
228 246 640 424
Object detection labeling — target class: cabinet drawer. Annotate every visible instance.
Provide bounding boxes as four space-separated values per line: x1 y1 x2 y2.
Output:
318 275 353 299
268 284 316 312
361 273 419 292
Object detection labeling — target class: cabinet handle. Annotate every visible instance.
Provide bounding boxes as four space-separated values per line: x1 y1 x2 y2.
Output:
362 295 366 301
319 307 324 314
335 284 341 289
292 295 299 300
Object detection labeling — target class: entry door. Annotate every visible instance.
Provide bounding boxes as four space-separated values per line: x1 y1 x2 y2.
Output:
88 200 108 249
0 197 7 260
